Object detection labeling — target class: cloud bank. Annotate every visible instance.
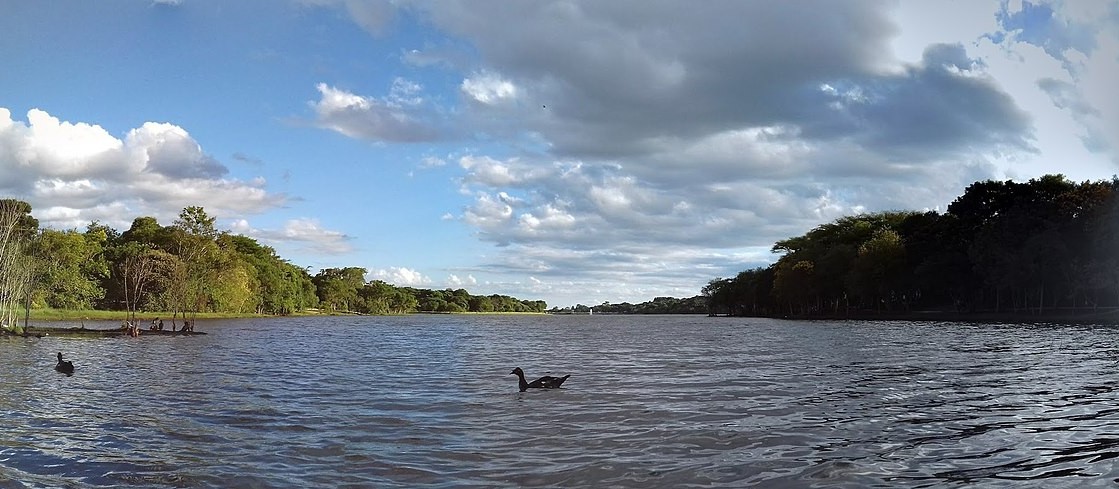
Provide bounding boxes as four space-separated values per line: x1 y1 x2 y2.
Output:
312 0 1094 303
0 108 351 259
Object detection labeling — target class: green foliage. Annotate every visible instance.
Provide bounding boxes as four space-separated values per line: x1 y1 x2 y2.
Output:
710 175 1119 317
0 199 37 328
174 206 218 238
30 229 106 309
0 203 544 318
552 296 708 314
313 267 366 312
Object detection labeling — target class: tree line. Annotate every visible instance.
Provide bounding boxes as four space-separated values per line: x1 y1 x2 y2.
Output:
0 200 546 327
703 175 1119 318
310 266 546 314
549 296 708 314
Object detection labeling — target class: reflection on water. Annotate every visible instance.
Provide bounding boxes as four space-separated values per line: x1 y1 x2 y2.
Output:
3 316 1119 487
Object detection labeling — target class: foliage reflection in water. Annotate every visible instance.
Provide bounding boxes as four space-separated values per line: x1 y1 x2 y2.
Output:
2 315 1119 487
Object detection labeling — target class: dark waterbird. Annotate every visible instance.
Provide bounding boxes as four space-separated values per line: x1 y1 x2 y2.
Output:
55 352 74 375
510 367 569 392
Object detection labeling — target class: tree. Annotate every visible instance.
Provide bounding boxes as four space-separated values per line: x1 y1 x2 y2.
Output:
849 229 907 311
0 200 38 330
313 267 366 312
702 277 735 315
112 241 174 322
30 229 106 309
469 295 494 312
773 259 815 315
174 206 218 239
210 257 259 314
121 216 170 248
171 206 222 320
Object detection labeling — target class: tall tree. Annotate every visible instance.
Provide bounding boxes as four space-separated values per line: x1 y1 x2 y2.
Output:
30 229 106 309
172 207 221 320
111 241 174 322
175 206 218 239
313 267 366 312
0 200 38 330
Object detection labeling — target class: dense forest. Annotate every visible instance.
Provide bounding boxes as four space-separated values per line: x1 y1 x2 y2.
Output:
5 173 1114 324
0 200 545 328
549 296 708 315
703 175 1119 319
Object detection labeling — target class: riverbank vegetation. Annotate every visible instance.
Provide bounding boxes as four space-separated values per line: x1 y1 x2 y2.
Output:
703 175 1119 320
549 296 708 315
0 200 546 330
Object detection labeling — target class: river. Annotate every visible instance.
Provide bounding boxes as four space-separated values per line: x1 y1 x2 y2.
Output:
2 315 1119 488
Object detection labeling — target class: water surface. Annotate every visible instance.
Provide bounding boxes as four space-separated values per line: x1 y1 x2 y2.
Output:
3 315 1119 487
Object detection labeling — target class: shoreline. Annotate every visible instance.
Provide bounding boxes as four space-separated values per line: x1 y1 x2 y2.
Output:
720 308 1119 324
3 326 208 338
3 309 548 331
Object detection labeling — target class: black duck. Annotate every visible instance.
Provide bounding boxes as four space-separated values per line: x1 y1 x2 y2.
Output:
510 367 569 392
55 352 74 375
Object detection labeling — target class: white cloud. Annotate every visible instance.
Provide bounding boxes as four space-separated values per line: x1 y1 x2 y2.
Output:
310 82 443 142
447 273 477 287
890 0 1001 64
459 155 521 186
231 218 354 255
891 0 1119 169
126 122 228 179
320 1 1116 305
2 108 124 180
461 71 518 105
642 126 811 182
1067 10 1119 161
517 204 575 233
301 0 396 37
0 107 284 231
463 192 514 228
389 77 424 106
420 155 447 167
373 267 432 286
278 219 353 254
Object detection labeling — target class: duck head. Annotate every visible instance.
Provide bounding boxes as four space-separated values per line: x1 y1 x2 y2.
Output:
510 367 524 376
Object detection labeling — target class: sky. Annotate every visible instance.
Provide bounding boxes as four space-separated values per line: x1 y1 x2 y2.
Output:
1 0 1117 308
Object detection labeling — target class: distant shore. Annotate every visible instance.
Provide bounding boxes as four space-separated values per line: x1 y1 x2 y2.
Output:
5 308 545 328
15 308 265 322
724 308 1119 324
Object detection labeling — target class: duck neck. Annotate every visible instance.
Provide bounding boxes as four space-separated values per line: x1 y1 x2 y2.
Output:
516 372 529 391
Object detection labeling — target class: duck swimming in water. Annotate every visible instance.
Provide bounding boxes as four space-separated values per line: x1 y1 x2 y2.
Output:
510 367 569 392
55 352 74 375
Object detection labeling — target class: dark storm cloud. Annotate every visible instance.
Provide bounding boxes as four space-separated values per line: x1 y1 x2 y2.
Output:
142 135 230 179
814 43 1035 159
409 1 1032 165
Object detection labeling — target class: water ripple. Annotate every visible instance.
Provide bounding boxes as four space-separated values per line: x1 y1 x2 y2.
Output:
4 317 1119 487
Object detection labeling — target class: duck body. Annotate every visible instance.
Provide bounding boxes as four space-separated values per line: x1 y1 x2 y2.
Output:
55 352 74 375
510 367 570 392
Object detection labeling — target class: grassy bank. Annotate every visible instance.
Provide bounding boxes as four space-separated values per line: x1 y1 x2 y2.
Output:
8 308 545 324
18 308 269 322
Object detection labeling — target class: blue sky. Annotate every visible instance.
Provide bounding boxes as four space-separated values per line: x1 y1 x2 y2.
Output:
1 0 1117 307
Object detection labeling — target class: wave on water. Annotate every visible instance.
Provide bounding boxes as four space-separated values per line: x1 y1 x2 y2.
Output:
3 316 1119 487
